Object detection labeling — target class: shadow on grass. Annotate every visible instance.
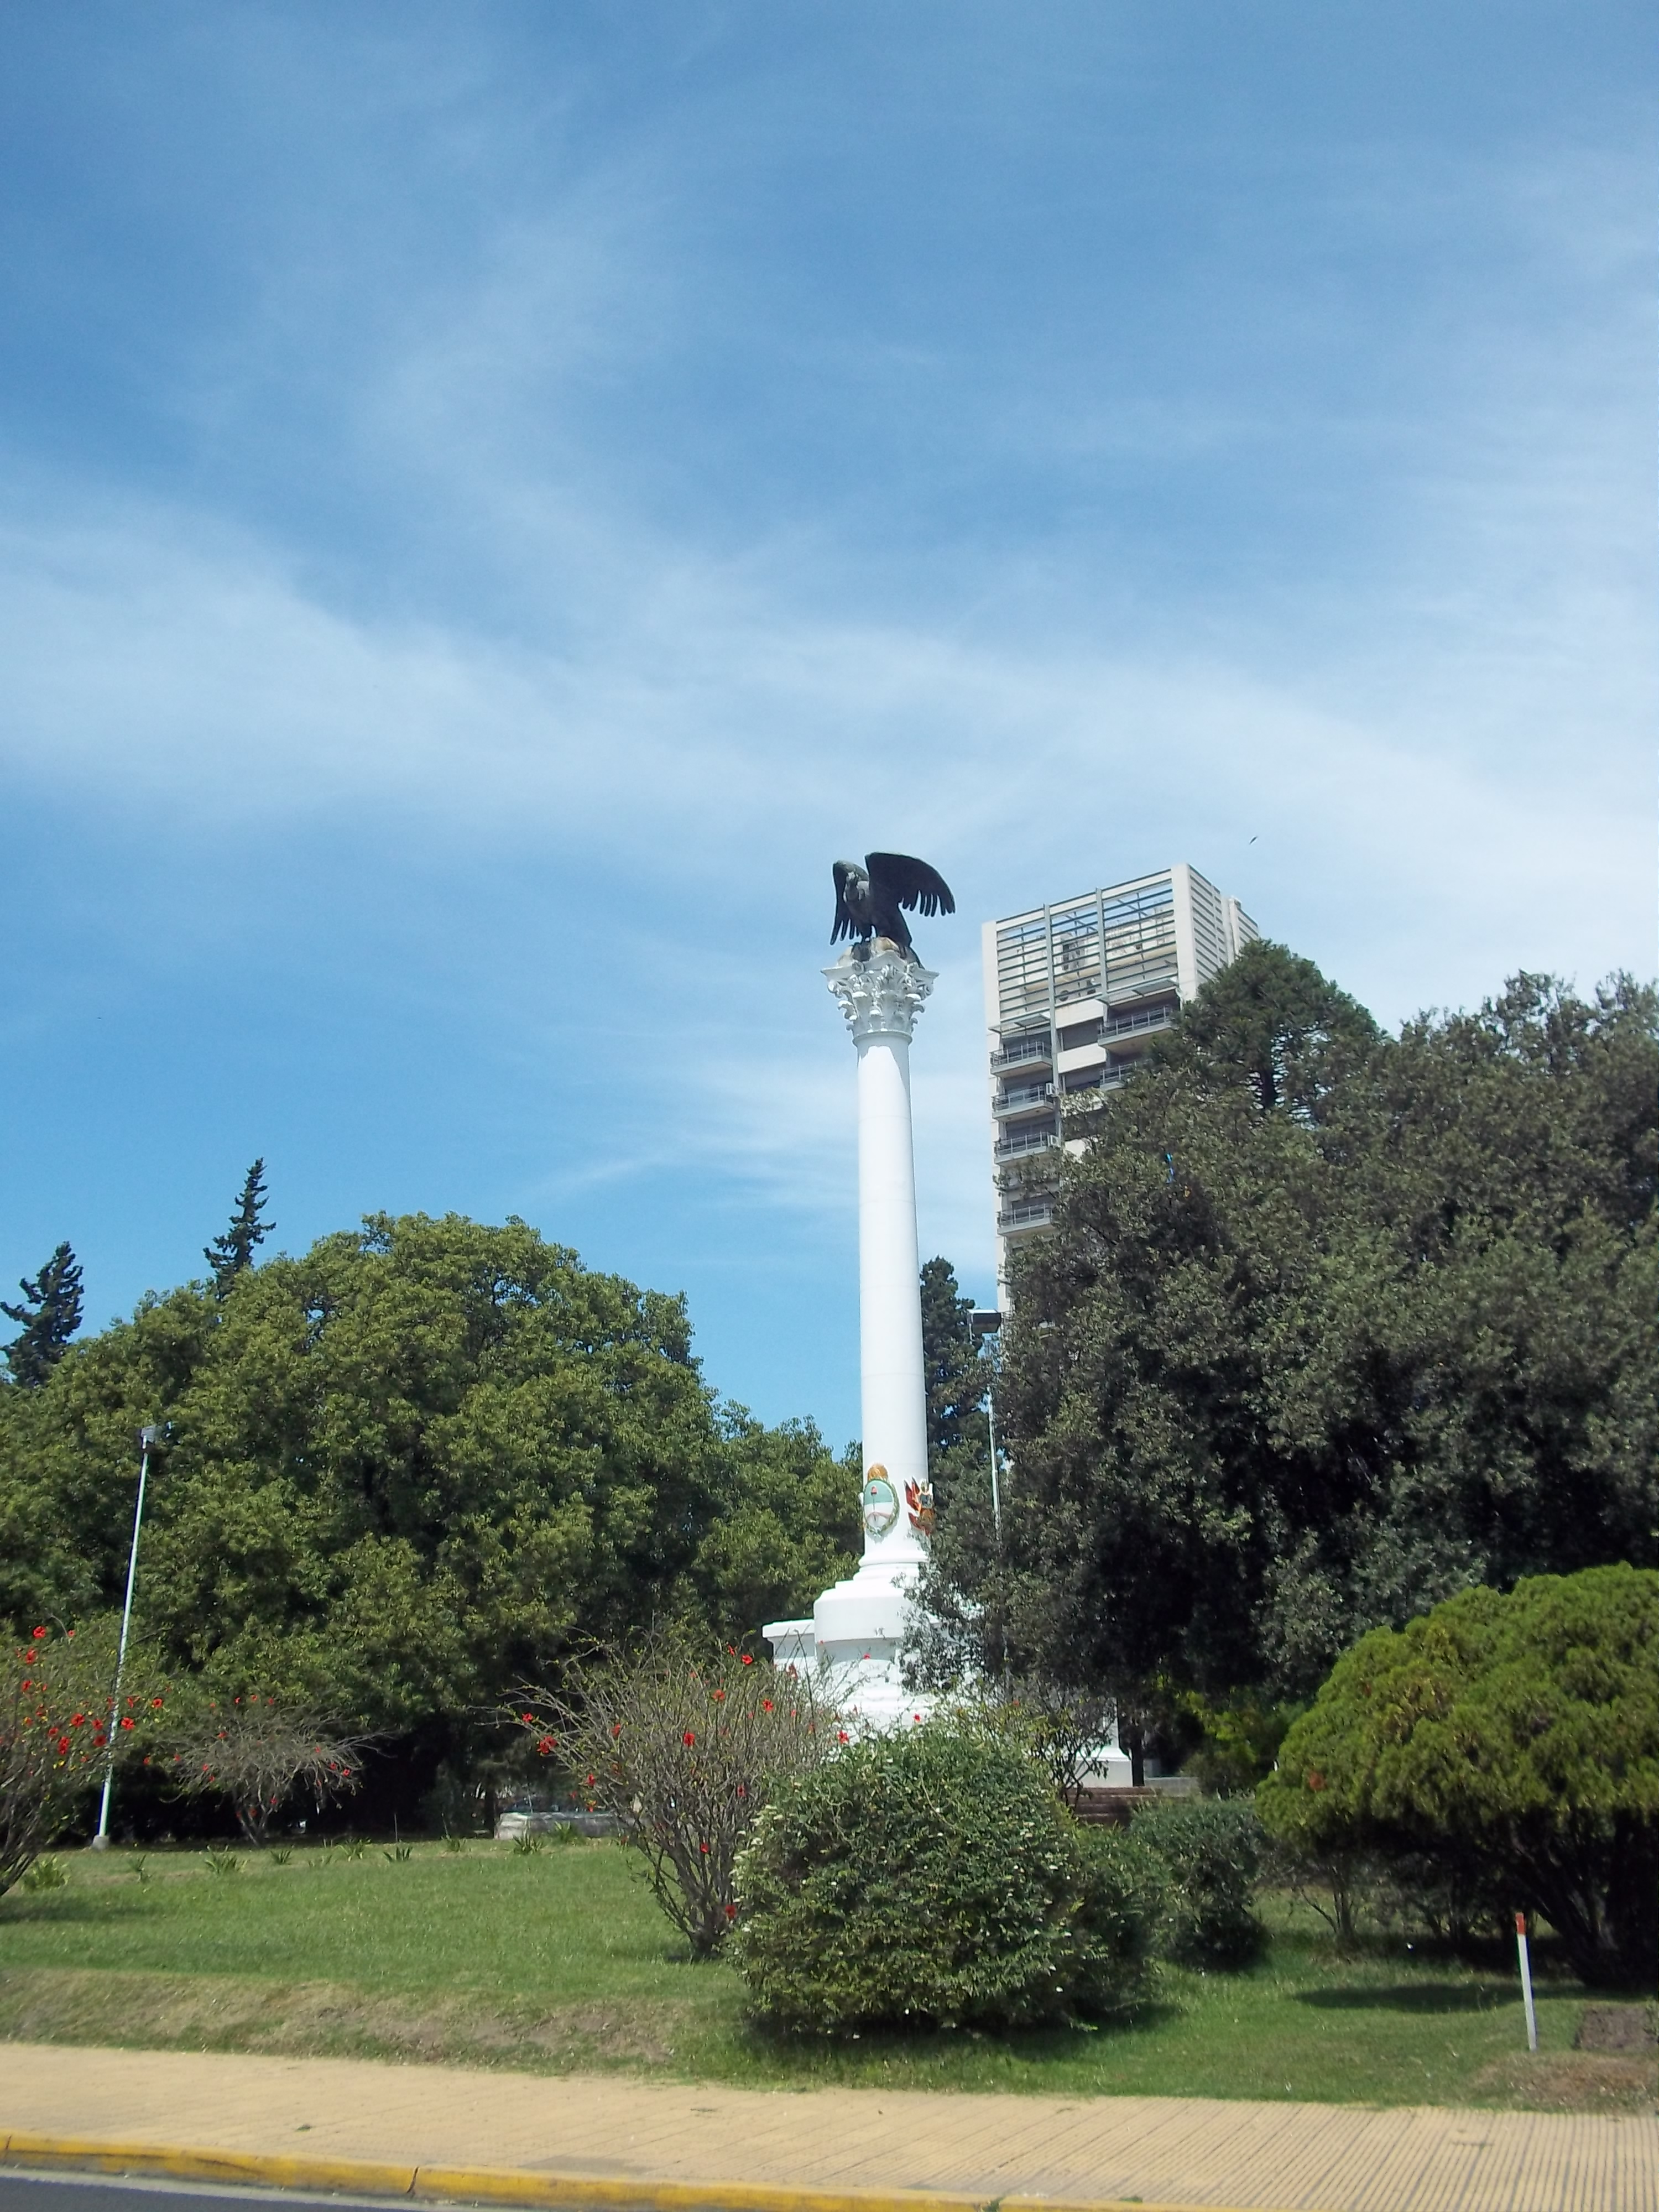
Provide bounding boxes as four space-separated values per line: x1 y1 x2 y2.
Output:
1296 1982 1515 2015
733 1997 1182 2075
0 1891 156 1927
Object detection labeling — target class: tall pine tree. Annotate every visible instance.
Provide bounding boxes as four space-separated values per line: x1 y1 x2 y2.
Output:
205 1160 275 1292
2 1243 84 1387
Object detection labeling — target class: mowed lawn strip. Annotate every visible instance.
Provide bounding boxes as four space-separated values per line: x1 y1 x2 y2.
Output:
0 1842 1632 2111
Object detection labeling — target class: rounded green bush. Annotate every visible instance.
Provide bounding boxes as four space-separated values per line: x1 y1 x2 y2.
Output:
731 1721 1156 2033
1131 1798 1264 1968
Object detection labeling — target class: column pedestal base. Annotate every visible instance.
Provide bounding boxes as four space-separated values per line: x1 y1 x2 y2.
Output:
764 1554 930 1730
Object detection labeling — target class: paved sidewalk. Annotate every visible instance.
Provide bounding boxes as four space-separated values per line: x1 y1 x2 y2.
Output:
2 2044 1655 2212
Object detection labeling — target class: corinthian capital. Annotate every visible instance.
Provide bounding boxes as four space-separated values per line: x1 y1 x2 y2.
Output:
823 942 937 1043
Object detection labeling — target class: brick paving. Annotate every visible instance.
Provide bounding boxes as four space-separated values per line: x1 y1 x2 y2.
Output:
1 2043 1655 2211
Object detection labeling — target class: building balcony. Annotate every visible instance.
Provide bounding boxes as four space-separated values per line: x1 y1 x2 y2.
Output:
1104 1000 1176 1040
994 1124 1059 1161
998 1196 1055 1234
990 1037 1053 1073
993 1080 1055 1118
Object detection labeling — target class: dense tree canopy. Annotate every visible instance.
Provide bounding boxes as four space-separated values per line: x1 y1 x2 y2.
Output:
1258 1565 1659 1986
919 1256 990 1496
0 1214 858 1753
931 948 1657 1702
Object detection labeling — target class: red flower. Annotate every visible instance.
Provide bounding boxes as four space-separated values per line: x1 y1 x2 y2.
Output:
724 1903 737 1919
740 1654 754 1666
611 1723 622 1738
586 1772 596 1786
120 1717 135 1731
683 1731 696 1746
837 1730 850 1744
56 1737 70 1753
536 1736 555 1755
1306 1770 1326 1792
762 1699 774 1712
521 1712 535 1725
699 1842 708 1854
151 1697 164 1709
713 1689 726 1702
31 1627 46 1640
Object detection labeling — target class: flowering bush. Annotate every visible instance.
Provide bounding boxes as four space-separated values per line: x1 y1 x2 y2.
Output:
163 1694 375 1845
1 1618 164 1895
731 1719 1157 2033
514 1633 833 1955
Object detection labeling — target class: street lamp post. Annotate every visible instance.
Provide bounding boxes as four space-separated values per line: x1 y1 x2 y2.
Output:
970 1310 1004 1547
92 1423 157 1850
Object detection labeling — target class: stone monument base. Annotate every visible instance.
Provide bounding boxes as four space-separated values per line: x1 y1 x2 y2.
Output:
764 1555 931 1730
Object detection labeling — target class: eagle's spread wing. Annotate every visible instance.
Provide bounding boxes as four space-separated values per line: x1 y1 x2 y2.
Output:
830 860 860 943
866 853 956 918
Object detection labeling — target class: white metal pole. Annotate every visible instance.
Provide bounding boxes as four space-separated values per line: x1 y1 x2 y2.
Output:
93 1425 155 1849
1514 1912 1538 2051
985 1381 1001 1546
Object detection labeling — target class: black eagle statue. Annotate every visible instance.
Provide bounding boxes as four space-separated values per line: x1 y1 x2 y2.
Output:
831 853 956 961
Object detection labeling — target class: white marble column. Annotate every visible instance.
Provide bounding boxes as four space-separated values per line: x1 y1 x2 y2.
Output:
763 940 937 1725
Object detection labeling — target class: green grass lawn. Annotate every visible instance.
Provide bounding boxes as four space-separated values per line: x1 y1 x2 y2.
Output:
0 1840 1645 2113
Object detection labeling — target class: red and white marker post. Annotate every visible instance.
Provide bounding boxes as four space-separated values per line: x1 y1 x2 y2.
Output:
1514 1911 1538 2052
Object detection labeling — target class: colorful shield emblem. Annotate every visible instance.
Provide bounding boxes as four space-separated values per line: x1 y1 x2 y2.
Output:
862 1465 900 1537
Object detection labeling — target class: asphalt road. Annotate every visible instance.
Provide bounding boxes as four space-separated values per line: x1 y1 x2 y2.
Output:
0 2177 411 2212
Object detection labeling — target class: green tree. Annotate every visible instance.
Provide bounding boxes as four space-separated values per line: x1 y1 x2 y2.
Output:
691 1412 859 1639
919 1256 990 1495
1257 1565 1659 1987
0 1214 855 1797
2 1244 84 1390
205 1160 274 1292
935 954 1657 1703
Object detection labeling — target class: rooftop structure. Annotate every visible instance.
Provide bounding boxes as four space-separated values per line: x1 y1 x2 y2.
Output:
983 863 1258 1288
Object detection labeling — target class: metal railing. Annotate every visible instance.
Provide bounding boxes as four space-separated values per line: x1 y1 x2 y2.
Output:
994 1081 1055 1116
1104 1002 1176 1040
990 1034 1052 1071
995 1125 1059 1160
998 1197 1055 1231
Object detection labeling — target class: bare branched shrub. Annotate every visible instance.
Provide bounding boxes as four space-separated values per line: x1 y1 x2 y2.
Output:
164 1694 375 1844
514 1634 837 1955
947 1674 1118 1810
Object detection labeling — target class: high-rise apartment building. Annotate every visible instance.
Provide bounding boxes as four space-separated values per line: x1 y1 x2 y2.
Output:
983 863 1259 1289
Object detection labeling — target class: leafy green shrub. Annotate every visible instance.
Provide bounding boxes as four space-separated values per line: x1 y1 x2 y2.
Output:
1132 1798 1263 1967
1258 1564 1659 1987
19 1854 67 1892
731 1721 1156 2033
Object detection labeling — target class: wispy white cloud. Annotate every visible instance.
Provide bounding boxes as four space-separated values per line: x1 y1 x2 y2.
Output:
2 11 1650 1426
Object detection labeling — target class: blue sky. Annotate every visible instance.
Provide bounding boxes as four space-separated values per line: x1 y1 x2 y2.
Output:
2 3 1652 1446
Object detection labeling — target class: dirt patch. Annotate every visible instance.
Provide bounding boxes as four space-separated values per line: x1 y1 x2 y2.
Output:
1472 2049 1657 2114
1576 2004 1657 2054
0 1968 682 2073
